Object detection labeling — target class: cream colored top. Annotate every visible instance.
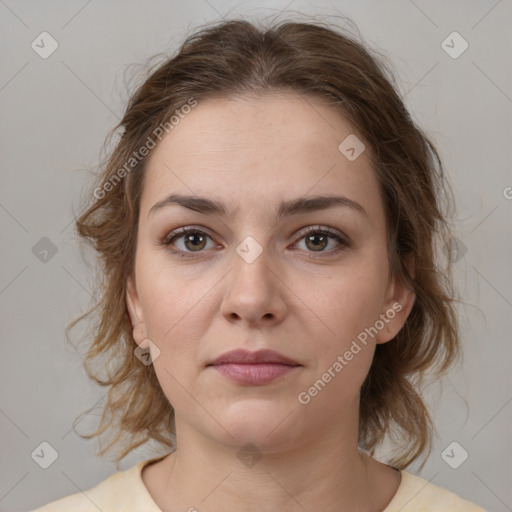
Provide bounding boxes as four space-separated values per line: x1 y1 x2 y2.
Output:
31 456 487 511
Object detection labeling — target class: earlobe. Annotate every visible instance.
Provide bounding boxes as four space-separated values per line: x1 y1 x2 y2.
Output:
126 276 141 325
376 277 416 345
126 276 149 348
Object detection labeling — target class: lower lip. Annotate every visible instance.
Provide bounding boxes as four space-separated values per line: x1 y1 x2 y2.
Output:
211 363 300 385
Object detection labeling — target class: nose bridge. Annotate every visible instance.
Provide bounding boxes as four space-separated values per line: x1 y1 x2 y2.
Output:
231 235 276 297
221 235 286 324
233 236 275 284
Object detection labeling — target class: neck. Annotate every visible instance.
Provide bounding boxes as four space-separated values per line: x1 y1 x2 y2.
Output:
143 402 398 512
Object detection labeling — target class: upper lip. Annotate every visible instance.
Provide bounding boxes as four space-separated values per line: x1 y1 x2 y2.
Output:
208 349 300 366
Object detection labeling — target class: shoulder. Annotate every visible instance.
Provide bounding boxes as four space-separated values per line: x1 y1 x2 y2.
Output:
29 458 163 512
384 470 488 512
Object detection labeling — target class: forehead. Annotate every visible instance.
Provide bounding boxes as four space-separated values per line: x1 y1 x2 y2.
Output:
141 92 381 222
148 92 365 164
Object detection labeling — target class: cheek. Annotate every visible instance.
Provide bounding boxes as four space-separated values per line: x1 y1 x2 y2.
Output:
136 245 215 333
295 276 385 410
137 266 209 408
134 260 207 365
296 262 388 349
292 258 388 401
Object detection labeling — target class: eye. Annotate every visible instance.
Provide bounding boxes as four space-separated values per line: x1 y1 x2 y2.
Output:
161 227 218 258
292 226 350 257
161 225 350 259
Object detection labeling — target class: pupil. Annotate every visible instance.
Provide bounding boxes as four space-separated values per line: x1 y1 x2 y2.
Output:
307 234 327 251
186 233 205 250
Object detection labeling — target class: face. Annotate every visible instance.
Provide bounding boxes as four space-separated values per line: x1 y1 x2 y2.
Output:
126 92 415 452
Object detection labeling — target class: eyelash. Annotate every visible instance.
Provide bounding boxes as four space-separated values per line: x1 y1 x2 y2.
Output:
160 225 351 260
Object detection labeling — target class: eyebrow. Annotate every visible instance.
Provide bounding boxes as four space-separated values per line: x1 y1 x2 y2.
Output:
148 193 368 220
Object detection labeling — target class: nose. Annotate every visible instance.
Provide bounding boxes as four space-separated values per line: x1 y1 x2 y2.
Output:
220 244 287 327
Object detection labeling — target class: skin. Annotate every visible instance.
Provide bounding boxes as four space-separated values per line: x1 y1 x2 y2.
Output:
126 91 415 512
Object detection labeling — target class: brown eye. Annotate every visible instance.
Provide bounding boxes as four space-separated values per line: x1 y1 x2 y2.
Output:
305 233 329 252
182 231 207 251
162 227 217 258
293 226 350 256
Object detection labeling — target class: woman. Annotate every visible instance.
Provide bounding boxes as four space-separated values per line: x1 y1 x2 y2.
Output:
32 17 487 511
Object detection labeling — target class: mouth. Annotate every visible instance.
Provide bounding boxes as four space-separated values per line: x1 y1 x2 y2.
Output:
207 349 302 386
208 348 300 366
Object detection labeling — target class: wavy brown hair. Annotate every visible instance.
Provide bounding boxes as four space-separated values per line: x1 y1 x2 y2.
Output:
68 15 460 470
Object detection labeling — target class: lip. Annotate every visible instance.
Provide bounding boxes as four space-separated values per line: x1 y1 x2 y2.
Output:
207 349 302 386
208 349 300 366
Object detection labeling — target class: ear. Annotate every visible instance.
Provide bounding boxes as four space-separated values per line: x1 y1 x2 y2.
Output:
126 275 150 349
376 258 416 345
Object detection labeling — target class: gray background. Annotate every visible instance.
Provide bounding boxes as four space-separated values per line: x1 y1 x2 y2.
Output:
1 1 511 511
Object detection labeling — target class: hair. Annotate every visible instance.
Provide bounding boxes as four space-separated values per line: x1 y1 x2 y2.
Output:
68 15 460 471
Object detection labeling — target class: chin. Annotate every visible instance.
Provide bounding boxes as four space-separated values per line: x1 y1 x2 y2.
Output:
211 398 304 450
